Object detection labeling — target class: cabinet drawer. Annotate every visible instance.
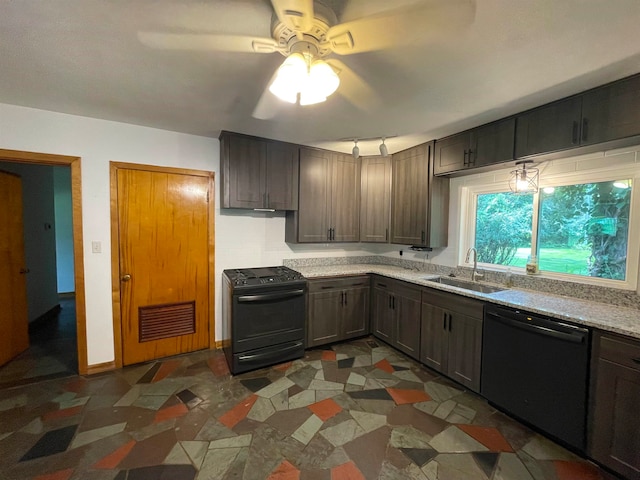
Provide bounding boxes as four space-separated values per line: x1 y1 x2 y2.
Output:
422 287 484 318
598 333 640 372
308 275 369 293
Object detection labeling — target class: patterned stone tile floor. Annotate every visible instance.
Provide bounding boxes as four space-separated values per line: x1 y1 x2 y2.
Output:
0 337 621 480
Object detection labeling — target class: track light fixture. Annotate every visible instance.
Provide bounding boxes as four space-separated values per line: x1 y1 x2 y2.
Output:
379 137 388 157
352 139 360 159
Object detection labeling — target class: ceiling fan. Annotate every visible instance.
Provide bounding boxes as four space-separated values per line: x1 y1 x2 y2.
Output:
138 0 476 119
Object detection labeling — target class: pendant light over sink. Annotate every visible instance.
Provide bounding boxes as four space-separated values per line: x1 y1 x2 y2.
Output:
509 160 539 194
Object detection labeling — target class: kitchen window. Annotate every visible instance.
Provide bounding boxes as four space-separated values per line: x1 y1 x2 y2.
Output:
464 166 640 288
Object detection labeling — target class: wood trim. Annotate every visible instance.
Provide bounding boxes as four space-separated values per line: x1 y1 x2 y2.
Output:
215 339 230 349
109 162 216 369
86 360 117 375
0 148 89 375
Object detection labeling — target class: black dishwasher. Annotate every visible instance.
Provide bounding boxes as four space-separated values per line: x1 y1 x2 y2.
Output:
481 305 590 451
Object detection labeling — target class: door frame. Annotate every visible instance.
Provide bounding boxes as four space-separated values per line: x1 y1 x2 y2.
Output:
109 161 216 369
0 148 89 375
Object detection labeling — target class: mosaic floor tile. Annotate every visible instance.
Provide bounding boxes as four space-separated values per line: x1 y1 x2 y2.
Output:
374 358 395 374
337 358 355 369
321 351 336 362
319 419 365 447
473 451 500 478
93 440 136 469
554 459 603 480
494 452 535 480
181 440 208 469
390 425 433 449
153 403 188 423
256 378 295 398
330 461 365 480
268 459 300 480
429 425 489 453
348 388 393 401
400 447 438 467
175 389 202 409
126 464 197 480
218 394 258 429
163 442 192 465
308 398 342 422
289 390 316 409
350 410 386 433
136 364 162 384
292 414 323 445
70 422 127 449
20 424 78 461
247 396 277 422
344 426 391 479
458 424 514 452
33 468 75 480
387 388 431 405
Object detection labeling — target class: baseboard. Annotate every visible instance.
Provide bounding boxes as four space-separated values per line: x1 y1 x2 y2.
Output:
215 339 230 349
86 360 117 375
28 304 62 333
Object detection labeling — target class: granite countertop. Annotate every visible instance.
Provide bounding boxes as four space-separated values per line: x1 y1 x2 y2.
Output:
294 264 640 340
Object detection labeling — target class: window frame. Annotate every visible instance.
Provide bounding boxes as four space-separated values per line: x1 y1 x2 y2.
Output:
460 164 640 290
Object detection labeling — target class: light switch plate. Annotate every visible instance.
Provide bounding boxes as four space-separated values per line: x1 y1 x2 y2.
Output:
91 241 101 254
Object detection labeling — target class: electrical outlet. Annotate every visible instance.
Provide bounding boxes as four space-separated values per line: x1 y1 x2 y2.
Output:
91 241 101 254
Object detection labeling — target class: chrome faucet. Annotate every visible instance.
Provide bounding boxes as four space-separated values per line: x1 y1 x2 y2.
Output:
465 247 484 282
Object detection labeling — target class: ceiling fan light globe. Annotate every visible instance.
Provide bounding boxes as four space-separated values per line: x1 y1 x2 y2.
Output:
309 60 340 97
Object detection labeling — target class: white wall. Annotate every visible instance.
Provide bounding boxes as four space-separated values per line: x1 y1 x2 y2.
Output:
0 161 59 321
0 103 387 366
54 166 75 293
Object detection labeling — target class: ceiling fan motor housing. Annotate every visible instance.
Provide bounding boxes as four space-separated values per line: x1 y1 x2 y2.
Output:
271 1 337 57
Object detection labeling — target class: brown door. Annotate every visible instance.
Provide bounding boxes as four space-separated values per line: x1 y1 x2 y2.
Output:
117 168 211 365
0 171 29 367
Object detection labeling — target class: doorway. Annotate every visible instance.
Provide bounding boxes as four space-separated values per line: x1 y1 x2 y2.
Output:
0 149 88 379
110 162 215 367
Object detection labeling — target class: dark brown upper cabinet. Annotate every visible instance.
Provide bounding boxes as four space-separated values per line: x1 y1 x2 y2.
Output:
220 131 299 210
285 147 359 243
360 155 392 243
390 142 449 247
434 118 516 176
516 74 640 158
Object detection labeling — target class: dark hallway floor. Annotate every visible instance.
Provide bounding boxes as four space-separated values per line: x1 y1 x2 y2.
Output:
0 337 619 480
0 296 77 389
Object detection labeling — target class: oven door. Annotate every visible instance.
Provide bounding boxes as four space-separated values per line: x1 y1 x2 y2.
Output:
232 284 306 354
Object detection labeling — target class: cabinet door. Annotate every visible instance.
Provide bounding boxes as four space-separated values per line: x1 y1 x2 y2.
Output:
331 153 360 242
342 284 370 339
581 74 640 146
307 289 342 347
296 148 332 242
393 286 422 360
448 312 483 392
266 142 299 210
360 156 391 243
372 286 394 342
472 118 515 167
515 97 583 158
391 145 428 245
223 134 266 208
420 301 448 373
433 132 470 175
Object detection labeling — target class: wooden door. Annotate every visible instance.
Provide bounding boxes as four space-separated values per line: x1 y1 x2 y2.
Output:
223 133 266 209
265 141 298 210
515 96 582 158
372 286 393 342
472 118 515 167
391 145 428 245
393 284 422 360
307 289 342 347
360 156 391 243
117 168 211 365
296 148 332 242
0 171 29 367
420 298 448 373
331 153 360 242
433 132 469 175
342 281 370 339
448 311 483 392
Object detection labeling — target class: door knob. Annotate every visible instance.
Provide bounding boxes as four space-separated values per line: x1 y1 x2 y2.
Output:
121 274 132 282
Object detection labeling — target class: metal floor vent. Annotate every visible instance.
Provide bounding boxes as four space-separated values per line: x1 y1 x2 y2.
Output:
139 301 195 342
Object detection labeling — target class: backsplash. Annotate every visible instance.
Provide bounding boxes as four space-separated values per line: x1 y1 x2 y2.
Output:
284 255 640 310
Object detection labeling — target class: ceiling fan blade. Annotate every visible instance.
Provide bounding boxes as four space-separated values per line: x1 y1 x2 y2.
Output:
325 59 381 112
138 32 281 53
270 0 315 34
326 0 476 55
252 69 284 120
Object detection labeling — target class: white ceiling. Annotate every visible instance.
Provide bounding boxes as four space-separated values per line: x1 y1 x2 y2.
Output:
1 0 639 155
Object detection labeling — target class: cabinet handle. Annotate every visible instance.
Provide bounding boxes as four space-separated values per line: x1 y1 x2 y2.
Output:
330 228 335 241
385 228 389 242
463 149 468 166
443 313 447 330
392 296 396 309
572 121 579 144
351 282 365 286
448 314 452 332
266 192 270 207
340 291 344 305
632 357 640 365
421 230 425 244
344 292 348 306
327 229 331 241
321 286 334 289
468 149 474 166
378 283 388 288
582 118 589 142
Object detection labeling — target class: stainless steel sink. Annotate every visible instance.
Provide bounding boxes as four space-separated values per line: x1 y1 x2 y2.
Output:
424 276 508 294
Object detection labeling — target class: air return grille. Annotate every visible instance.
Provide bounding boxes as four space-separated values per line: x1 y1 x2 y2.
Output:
139 301 195 342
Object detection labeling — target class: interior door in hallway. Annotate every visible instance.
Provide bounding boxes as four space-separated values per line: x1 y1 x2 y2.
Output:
117 168 211 365
0 171 29 367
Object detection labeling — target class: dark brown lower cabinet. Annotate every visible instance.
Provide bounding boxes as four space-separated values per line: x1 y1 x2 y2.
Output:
371 277 421 359
589 332 640 480
307 276 370 348
420 288 483 392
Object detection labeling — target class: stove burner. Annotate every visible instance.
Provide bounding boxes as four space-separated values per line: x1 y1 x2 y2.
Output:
223 266 305 288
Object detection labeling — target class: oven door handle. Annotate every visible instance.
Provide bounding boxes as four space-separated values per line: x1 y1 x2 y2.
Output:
238 342 304 362
237 289 305 303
